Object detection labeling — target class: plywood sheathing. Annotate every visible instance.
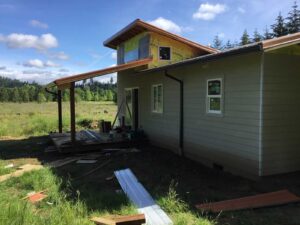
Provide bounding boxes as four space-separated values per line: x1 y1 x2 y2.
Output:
196 190 300 212
91 214 145 225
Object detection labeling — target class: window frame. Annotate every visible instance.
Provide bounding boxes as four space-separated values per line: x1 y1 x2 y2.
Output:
206 78 223 115
151 84 163 113
158 46 172 61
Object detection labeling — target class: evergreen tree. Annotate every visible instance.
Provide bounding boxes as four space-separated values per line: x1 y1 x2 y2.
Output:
0 88 9 102
286 1 300 33
224 40 234 49
106 90 114 101
272 12 288 37
240 29 251 45
212 35 223 50
63 90 69 102
110 77 114 84
22 90 30 102
37 92 46 103
263 26 273 40
252 29 263 42
11 87 20 102
85 89 92 101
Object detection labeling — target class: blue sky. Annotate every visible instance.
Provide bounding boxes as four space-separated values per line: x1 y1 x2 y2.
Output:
0 0 295 84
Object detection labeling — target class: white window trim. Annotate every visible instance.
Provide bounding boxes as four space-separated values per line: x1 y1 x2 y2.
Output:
151 84 163 113
206 78 223 115
158 46 172 61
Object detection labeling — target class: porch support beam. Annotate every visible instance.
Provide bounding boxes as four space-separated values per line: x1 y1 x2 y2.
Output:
70 82 76 145
57 90 63 133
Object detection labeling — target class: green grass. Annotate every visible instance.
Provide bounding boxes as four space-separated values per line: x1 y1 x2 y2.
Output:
0 159 15 176
158 182 215 225
0 166 213 225
0 102 117 137
0 168 94 225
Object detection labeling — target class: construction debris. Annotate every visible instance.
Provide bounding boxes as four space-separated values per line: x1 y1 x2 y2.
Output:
114 168 173 225
23 190 48 203
91 214 146 225
0 164 43 183
105 174 115 181
196 189 300 212
44 146 58 153
74 159 113 180
4 163 14 169
47 157 81 168
76 159 98 164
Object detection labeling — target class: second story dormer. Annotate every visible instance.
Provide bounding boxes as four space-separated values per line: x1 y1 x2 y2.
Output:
103 19 218 69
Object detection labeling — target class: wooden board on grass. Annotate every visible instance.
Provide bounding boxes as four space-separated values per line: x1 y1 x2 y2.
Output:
91 214 145 225
196 189 300 212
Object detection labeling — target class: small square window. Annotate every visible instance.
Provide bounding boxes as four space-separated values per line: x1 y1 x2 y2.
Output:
159 47 171 60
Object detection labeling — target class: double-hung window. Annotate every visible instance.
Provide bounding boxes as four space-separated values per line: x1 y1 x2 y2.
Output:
207 79 223 114
152 84 163 113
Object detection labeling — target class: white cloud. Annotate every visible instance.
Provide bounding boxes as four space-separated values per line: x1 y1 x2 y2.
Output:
238 7 246 14
111 51 117 60
0 33 58 50
30 20 48 29
193 3 227 20
47 51 69 60
45 60 60 67
217 32 225 39
0 66 6 70
148 17 182 33
59 68 69 72
23 59 44 68
23 59 60 68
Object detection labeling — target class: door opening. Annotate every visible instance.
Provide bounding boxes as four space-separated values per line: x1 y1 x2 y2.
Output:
125 88 139 130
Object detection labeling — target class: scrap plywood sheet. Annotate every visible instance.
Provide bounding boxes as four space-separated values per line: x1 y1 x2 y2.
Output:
196 189 300 212
91 214 145 225
114 168 173 225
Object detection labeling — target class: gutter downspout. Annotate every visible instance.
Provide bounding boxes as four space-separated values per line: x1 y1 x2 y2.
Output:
164 71 184 157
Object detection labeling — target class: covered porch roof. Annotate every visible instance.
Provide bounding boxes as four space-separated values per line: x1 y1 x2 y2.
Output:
52 57 152 90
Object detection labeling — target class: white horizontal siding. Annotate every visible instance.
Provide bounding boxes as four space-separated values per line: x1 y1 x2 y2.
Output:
261 52 300 175
118 52 261 177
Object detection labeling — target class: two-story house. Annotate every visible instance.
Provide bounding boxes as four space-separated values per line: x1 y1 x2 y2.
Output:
51 19 300 178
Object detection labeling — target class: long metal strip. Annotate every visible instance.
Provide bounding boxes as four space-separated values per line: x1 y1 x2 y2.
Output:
115 169 173 225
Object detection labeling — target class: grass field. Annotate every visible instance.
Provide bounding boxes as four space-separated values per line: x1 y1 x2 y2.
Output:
0 103 300 225
0 102 116 137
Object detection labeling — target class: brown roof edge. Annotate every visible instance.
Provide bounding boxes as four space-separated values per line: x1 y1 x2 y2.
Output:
262 32 300 49
54 57 152 87
103 19 218 54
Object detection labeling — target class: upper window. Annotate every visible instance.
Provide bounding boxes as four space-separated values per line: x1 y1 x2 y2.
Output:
207 79 223 114
159 47 171 60
152 84 163 113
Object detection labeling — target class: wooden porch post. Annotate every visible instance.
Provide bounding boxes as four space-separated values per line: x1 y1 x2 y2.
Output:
70 82 76 145
57 90 63 133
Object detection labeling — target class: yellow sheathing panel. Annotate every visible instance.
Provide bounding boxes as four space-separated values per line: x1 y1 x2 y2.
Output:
149 32 200 68
123 32 148 52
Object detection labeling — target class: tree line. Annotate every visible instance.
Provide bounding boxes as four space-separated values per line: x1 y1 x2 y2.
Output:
0 76 117 103
212 1 300 49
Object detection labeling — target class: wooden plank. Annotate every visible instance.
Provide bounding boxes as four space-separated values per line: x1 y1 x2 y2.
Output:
91 214 145 225
47 157 81 168
0 164 43 182
114 168 173 225
196 190 300 212
70 82 76 145
54 58 152 86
